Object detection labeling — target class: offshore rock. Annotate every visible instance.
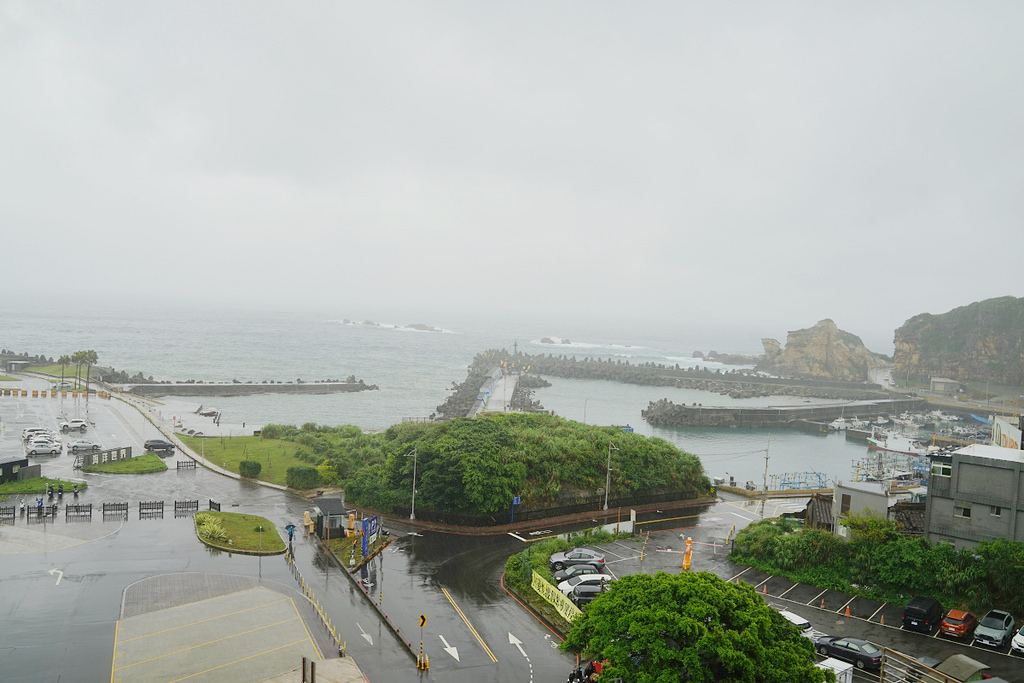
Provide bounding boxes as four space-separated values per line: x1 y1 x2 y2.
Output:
755 319 888 382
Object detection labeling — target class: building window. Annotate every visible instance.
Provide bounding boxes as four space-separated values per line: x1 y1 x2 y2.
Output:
954 505 972 519
840 494 851 514
990 506 1002 517
931 462 951 477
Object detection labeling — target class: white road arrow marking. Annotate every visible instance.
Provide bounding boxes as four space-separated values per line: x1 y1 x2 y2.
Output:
439 635 460 661
49 568 63 585
356 622 373 645
508 632 527 657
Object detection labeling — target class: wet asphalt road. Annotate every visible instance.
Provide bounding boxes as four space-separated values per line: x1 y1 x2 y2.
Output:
3 383 1022 682
1 384 581 682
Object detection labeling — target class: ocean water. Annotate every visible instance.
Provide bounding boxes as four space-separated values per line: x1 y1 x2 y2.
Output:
1 302 875 484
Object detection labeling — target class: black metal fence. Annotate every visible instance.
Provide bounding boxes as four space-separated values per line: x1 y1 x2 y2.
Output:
139 501 164 518
174 500 199 517
0 505 15 522
209 499 221 511
176 460 196 469
66 503 92 521
103 502 129 515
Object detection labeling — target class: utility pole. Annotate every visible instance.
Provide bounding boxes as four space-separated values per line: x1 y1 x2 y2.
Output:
604 441 619 510
762 442 770 496
405 448 418 520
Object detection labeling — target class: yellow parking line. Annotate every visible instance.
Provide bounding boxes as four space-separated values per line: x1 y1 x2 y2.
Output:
291 594 323 660
110 621 119 683
168 639 309 683
441 587 498 663
113 617 300 672
116 597 290 644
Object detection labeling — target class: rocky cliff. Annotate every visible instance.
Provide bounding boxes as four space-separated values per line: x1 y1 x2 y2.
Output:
893 296 1024 386
755 319 888 381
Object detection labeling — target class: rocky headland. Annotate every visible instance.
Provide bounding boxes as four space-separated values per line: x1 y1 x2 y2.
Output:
894 296 1024 387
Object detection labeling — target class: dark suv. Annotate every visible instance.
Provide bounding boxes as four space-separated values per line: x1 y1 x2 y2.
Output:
902 596 943 633
144 439 176 453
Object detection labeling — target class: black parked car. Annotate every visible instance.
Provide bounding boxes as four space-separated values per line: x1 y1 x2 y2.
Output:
902 596 944 634
144 439 176 453
552 564 602 582
570 584 607 609
814 636 882 670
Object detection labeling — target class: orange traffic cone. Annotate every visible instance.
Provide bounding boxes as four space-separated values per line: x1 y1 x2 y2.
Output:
844 605 851 616
880 614 885 626
762 584 767 594
820 599 826 609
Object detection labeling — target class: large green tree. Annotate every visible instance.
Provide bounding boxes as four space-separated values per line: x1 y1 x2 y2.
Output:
561 572 831 683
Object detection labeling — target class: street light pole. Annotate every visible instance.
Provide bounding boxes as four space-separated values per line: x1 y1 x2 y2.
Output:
604 440 618 511
583 398 590 425
405 448 418 520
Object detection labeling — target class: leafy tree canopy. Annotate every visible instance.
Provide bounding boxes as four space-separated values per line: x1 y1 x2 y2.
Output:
561 571 830 683
263 413 708 518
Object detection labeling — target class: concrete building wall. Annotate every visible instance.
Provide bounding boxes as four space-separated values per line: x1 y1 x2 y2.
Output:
926 445 1024 548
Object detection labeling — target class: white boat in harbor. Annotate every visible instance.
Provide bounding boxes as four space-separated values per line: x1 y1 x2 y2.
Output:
866 431 930 456
828 417 849 431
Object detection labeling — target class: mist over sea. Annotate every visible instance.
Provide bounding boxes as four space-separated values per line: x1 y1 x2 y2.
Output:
1 302 882 485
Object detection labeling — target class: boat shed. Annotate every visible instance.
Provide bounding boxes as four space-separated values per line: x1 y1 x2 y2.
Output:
930 377 962 395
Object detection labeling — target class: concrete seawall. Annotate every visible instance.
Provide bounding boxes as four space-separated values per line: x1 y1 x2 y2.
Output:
642 397 927 428
125 381 378 398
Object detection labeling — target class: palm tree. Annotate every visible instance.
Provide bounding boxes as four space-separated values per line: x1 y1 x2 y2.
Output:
58 355 71 387
82 350 98 415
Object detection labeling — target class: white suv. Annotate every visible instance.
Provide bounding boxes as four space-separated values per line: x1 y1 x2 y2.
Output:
60 419 88 433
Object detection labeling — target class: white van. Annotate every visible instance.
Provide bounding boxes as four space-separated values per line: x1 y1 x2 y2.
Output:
778 609 811 632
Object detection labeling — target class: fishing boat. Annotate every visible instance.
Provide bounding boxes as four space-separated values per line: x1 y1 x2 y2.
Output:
866 430 931 456
828 417 849 431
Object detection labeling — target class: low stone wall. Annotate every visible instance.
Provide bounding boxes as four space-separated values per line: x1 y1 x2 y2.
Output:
125 381 378 397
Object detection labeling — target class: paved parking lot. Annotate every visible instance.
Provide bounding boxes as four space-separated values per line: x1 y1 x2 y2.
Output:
565 495 1023 680
113 577 320 683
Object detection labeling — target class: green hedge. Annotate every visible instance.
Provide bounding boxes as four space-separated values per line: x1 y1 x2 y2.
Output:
731 517 1024 616
286 466 320 490
238 460 262 478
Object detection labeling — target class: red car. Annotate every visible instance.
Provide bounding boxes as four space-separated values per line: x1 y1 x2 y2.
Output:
940 609 978 640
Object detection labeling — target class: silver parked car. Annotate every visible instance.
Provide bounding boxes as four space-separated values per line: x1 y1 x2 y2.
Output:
548 548 605 572
27 441 62 455
974 610 1015 648
66 439 102 452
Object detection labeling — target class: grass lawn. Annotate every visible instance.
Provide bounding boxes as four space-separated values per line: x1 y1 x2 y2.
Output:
0 477 88 495
179 435 305 488
194 511 285 554
82 453 168 474
0 375 19 382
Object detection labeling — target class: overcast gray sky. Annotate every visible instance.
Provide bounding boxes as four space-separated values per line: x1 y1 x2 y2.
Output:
3 2 1022 349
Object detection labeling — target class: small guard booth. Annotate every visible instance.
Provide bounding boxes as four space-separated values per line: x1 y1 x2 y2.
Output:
311 495 348 540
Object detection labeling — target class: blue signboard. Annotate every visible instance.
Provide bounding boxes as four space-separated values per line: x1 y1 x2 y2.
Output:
361 515 380 556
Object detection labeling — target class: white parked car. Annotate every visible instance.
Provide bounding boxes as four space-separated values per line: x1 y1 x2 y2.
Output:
1010 624 1024 656
66 439 102 452
23 427 58 441
558 573 615 596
